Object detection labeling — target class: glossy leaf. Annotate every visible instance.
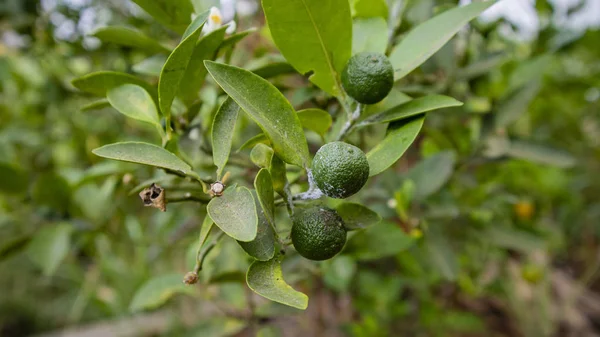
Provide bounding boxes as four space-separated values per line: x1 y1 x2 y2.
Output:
251 61 296 79
93 26 169 53
405 151 456 200
107 84 161 128
0 162 28 194
26 223 73 276
251 144 274 169
130 0 194 34
367 116 425 176
133 55 167 76
297 109 332 137
92 142 192 174
212 97 240 178
352 17 388 55
220 28 257 50
246 257 308 309
337 202 382 230
207 186 258 242
507 140 576 168
129 274 194 312
158 11 209 116
72 71 155 98
344 221 414 260
205 61 309 167
237 134 270 153
389 1 495 80
179 26 228 104
198 215 214 249
358 95 463 127
238 191 276 261
351 0 388 19
80 99 111 112
254 169 275 225
262 0 352 96
269 154 288 197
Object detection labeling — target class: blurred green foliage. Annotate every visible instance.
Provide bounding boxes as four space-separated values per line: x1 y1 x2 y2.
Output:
1 0 600 336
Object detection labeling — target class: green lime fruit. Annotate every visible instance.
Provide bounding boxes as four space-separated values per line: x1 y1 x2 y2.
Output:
291 206 347 261
312 141 369 199
341 52 394 104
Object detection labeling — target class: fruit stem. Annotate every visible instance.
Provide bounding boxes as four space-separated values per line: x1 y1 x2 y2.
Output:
336 103 364 141
294 169 324 201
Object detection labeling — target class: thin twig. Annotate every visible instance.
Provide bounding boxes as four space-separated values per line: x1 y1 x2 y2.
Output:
168 195 211 204
193 231 226 274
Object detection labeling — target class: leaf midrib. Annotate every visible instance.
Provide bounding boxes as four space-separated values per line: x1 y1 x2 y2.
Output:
299 0 341 95
212 69 305 166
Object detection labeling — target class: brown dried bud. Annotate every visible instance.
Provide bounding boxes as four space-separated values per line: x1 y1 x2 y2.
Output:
183 271 198 285
139 183 167 212
210 181 225 197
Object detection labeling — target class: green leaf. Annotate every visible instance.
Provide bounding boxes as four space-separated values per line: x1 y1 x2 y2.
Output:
426 225 458 281
262 0 352 96
92 26 169 53
237 134 270 152
205 61 309 167
251 144 274 169
389 1 495 80
254 169 275 225
219 28 257 50
207 186 258 242
238 190 276 261
250 57 296 79
158 11 209 116
406 150 456 200
336 202 381 230
92 142 193 174
507 54 554 93
129 274 194 312
352 17 388 55
507 140 576 168
351 0 388 19
80 99 111 112
457 52 507 80
32 173 71 213
358 95 463 127
130 0 194 34
485 227 545 253
297 109 332 138
344 221 414 260
179 26 228 104
212 97 240 178
0 234 32 262
27 223 73 276
269 154 288 197
107 84 161 129
198 215 214 249
133 55 167 76
246 257 308 309
322 255 357 292
72 71 156 98
0 162 28 194
495 81 541 129
367 116 424 176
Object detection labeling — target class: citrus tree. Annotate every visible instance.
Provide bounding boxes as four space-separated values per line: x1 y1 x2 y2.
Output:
2 0 599 335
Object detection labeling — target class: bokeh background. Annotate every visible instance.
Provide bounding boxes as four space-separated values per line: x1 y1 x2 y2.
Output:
1 0 600 336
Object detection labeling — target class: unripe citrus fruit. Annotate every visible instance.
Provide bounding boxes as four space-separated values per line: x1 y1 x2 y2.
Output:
291 206 347 261
341 52 394 104
312 141 369 199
